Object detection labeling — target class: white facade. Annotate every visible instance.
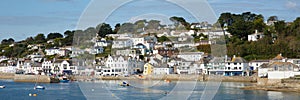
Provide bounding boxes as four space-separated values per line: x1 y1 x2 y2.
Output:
248 30 264 41
45 48 68 56
105 56 129 76
249 60 269 70
52 60 77 75
153 67 172 75
112 39 133 48
177 52 204 62
131 37 144 45
42 60 52 74
94 39 108 47
173 42 195 48
287 59 300 67
116 49 137 57
268 71 300 79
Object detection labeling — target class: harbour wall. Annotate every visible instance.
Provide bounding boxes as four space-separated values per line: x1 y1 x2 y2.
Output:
0 72 14 79
76 74 257 82
0 72 257 83
14 74 50 83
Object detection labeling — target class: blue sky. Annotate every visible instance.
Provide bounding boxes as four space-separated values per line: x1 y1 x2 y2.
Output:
1 0 300 41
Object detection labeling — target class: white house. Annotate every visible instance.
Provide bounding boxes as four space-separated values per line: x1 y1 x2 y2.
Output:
131 37 144 45
248 30 264 41
206 57 227 75
45 48 69 56
177 52 204 62
153 64 173 75
112 38 133 48
115 49 137 58
258 62 300 79
42 60 53 74
249 60 269 70
52 60 77 75
94 38 109 47
105 55 129 76
287 59 300 67
224 55 249 76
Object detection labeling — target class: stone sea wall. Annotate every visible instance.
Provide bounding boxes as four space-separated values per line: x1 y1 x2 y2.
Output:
14 74 50 83
77 74 257 82
0 72 14 79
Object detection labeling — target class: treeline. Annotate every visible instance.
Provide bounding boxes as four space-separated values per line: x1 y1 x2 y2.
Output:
1 13 300 61
218 12 300 60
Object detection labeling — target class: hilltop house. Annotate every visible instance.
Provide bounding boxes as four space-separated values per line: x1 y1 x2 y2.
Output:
112 38 133 48
248 30 264 41
115 49 138 58
45 48 70 56
94 38 109 47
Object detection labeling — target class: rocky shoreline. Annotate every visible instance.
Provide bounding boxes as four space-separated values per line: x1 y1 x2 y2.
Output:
240 78 300 92
241 84 300 92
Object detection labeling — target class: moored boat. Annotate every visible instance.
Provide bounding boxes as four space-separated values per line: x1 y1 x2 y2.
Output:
120 81 130 86
59 76 70 83
0 85 5 88
34 85 45 90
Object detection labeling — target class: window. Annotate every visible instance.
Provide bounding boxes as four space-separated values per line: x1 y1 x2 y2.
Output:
234 63 237 65
239 67 241 70
234 67 237 70
63 64 67 69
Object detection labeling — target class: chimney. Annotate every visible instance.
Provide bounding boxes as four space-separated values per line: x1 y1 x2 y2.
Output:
255 30 258 34
233 55 236 58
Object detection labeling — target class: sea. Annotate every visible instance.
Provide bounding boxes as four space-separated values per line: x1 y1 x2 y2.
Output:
0 79 300 100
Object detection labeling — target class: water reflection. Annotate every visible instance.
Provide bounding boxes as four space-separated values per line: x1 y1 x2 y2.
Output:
76 80 300 100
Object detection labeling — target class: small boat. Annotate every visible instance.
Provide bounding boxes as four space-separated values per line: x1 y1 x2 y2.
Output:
120 81 130 86
59 76 70 83
34 85 45 90
0 85 5 88
164 79 171 83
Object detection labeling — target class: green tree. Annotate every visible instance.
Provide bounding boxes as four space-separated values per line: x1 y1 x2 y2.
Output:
47 33 63 40
97 23 113 37
34 33 46 44
170 16 190 29
157 36 170 42
227 20 254 40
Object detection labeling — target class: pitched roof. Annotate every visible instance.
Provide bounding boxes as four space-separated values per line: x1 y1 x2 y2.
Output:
231 57 247 63
273 54 284 60
260 62 298 71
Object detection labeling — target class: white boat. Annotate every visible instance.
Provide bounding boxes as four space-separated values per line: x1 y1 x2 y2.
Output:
0 85 5 88
34 85 45 90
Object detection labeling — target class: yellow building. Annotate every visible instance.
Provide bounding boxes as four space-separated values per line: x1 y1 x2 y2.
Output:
143 63 153 75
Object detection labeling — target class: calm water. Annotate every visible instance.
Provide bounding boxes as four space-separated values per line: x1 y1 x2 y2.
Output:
1 79 300 100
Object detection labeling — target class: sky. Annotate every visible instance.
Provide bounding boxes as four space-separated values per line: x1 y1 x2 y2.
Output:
0 0 300 41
